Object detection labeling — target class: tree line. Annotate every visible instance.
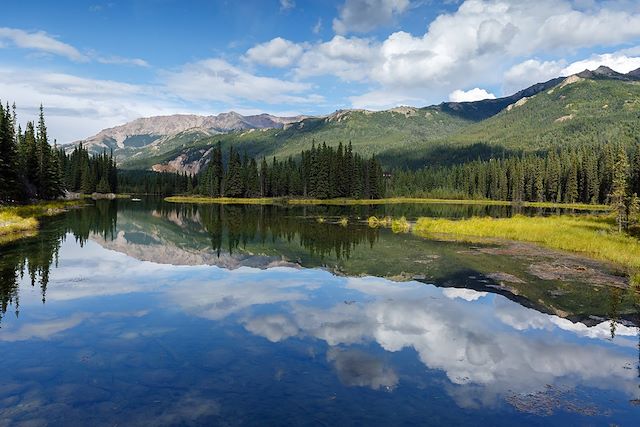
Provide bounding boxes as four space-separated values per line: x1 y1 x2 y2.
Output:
122 142 386 199
60 143 118 194
199 141 384 199
0 103 118 203
389 142 640 206
0 103 64 202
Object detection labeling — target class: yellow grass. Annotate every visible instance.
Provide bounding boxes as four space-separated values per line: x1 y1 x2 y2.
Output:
391 217 411 233
165 196 608 211
0 200 87 244
413 214 640 272
286 198 606 209
367 216 392 227
165 196 278 204
0 211 38 235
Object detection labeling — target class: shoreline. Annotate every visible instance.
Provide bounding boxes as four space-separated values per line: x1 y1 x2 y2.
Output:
164 196 609 211
0 200 89 245
410 214 639 282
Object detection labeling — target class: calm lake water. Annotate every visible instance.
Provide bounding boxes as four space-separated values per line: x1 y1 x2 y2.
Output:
1 199 638 426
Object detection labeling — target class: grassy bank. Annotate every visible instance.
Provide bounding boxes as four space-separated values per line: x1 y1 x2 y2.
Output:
0 200 87 244
165 196 608 210
413 215 640 273
165 196 279 204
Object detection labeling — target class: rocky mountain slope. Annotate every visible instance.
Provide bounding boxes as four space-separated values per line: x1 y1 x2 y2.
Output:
65 112 308 167
70 66 640 172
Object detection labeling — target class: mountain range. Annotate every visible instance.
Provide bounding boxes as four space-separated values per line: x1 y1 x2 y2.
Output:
66 65 640 173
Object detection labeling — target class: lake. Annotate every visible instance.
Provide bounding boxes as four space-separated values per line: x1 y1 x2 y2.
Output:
1 199 639 426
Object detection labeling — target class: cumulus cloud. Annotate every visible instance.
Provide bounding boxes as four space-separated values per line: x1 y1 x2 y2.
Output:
503 59 566 93
312 0 640 106
244 314 300 342
333 0 411 34
561 51 640 75
0 27 88 61
295 35 378 81
163 58 321 105
327 348 399 390
504 50 640 93
244 37 304 68
448 88 496 102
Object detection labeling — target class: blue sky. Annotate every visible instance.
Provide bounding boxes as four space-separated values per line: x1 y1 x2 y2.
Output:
2 0 640 142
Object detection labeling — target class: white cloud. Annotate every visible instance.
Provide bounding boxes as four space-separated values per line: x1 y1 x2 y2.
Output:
333 0 411 34
442 288 489 301
312 18 323 35
349 89 425 109
448 87 496 102
0 27 150 69
0 67 185 142
95 55 150 67
0 314 88 342
244 37 304 68
503 59 566 93
0 27 88 61
280 0 295 11
163 58 321 105
561 51 640 75
504 50 640 93
296 35 378 81
311 0 640 106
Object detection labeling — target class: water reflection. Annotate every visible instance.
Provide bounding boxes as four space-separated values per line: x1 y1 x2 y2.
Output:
1 200 638 329
1 235 639 424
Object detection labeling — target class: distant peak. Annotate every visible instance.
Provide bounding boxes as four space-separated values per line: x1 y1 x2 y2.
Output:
575 65 625 80
594 65 615 73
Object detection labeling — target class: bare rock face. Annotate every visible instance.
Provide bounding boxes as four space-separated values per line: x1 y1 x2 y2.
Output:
151 148 213 176
65 112 310 154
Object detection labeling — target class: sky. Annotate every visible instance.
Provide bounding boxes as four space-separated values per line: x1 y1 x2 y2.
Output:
2 0 640 142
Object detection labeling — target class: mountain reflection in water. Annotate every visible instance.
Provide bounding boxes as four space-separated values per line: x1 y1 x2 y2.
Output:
0 199 639 425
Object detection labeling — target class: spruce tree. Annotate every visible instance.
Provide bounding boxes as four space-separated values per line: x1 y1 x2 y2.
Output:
611 145 630 232
224 146 243 197
0 103 21 201
565 161 579 203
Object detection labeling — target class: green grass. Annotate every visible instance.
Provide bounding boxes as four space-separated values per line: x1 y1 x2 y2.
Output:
413 214 640 273
165 196 279 205
0 200 87 244
165 195 608 210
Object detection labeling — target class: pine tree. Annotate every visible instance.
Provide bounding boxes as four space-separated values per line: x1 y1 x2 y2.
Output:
224 146 243 197
611 145 630 232
565 161 579 203
0 103 21 202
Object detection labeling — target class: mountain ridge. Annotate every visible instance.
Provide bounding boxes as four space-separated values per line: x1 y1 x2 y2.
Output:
70 66 640 173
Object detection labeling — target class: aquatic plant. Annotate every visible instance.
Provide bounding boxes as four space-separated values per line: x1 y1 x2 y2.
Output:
391 217 411 233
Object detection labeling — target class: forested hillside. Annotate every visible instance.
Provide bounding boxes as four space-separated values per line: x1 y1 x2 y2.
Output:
118 67 640 173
